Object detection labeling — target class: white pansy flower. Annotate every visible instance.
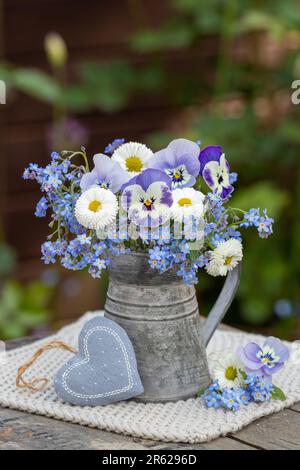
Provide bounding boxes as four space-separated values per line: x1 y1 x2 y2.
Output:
75 187 118 230
206 238 243 277
111 142 153 176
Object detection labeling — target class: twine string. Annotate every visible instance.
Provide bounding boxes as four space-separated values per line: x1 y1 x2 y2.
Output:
16 340 77 392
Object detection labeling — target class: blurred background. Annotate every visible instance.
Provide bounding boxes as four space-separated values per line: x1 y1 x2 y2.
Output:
0 0 300 340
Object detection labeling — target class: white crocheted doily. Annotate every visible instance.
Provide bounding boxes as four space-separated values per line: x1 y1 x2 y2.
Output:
0 311 299 444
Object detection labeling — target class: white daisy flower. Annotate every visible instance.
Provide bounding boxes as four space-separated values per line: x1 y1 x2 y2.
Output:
75 187 118 230
213 353 244 389
206 238 243 276
171 188 205 222
111 142 153 176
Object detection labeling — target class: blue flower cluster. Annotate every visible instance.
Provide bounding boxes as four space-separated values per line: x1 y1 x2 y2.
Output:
241 208 274 238
104 138 125 154
244 374 274 402
148 240 208 284
24 150 116 278
202 374 274 412
205 193 242 247
23 152 71 192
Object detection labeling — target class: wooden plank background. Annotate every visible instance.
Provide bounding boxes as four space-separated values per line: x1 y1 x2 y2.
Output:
0 0 220 322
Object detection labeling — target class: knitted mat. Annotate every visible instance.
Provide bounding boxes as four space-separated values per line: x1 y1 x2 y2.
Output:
0 311 299 444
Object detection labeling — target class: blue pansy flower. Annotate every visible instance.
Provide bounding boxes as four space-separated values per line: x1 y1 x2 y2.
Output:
148 139 200 189
80 154 130 194
122 169 173 228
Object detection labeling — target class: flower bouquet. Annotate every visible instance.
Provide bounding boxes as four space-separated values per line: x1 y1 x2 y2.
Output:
24 137 274 402
24 138 273 283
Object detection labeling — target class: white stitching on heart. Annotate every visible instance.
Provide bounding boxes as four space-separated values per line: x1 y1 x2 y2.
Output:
61 326 134 400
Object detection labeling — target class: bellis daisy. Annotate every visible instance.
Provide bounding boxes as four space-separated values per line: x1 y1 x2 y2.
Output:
171 188 205 222
112 142 153 176
206 238 243 276
75 187 118 230
213 353 244 389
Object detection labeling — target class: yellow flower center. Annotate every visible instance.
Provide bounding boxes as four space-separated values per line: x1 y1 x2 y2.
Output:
225 366 237 381
174 171 181 180
178 197 192 207
144 199 153 208
225 256 233 266
88 200 102 212
125 156 143 173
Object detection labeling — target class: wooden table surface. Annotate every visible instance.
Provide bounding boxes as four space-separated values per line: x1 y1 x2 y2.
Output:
0 334 299 451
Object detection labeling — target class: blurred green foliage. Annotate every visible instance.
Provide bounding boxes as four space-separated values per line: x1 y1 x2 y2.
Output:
130 0 300 330
0 279 51 339
1 0 300 335
0 242 52 340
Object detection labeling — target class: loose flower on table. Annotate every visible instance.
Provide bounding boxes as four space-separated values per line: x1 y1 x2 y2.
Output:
202 336 289 412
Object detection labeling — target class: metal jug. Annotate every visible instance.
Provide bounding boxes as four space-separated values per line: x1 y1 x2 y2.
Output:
104 252 241 402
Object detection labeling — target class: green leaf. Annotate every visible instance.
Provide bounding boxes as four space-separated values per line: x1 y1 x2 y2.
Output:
190 250 200 260
271 385 287 401
196 388 206 397
194 176 202 191
12 69 61 103
239 369 247 380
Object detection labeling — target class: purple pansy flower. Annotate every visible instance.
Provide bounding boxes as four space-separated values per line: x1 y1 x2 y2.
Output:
199 145 222 174
148 139 200 189
199 146 233 199
237 336 289 377
80 154 130 194
122 169 173 228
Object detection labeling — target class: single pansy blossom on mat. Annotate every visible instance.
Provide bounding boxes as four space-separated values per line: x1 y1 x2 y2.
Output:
149 138 200 189
122 169 173 228
80 154 130 193
202 336 289 412
199 145 233 199
237 336 290 376
112 142 153 176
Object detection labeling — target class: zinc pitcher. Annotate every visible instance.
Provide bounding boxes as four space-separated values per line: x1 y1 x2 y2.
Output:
104 252 241 402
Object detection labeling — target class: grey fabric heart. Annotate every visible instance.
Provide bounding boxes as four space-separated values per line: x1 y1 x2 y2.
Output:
54 316 144 406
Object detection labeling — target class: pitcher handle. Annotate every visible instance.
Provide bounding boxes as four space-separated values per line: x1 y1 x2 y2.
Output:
202 264 241 347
